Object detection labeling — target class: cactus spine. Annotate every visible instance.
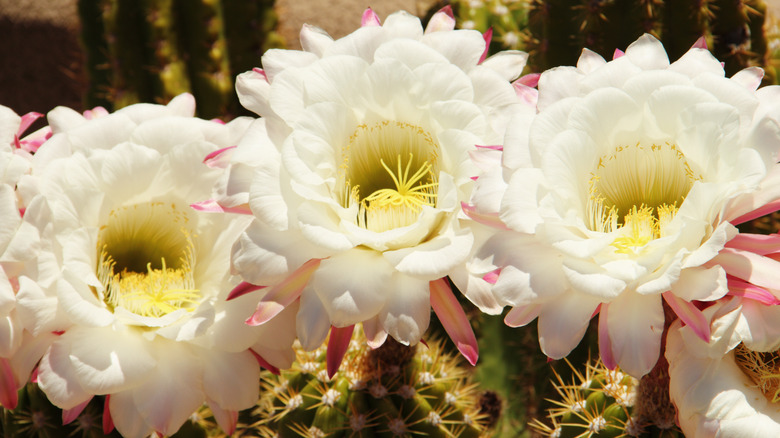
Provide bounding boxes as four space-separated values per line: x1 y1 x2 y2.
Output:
187 330 498 437
532 359 682 438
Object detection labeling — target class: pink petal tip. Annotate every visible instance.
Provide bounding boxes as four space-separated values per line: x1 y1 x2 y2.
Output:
228 281 267 301
250 349 280 375
327 325 355 378
430 279 479 366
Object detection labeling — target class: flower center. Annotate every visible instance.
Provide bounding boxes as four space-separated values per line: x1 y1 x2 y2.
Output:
734 343 780 403
96 202 200 318
340 121 440 233
586 143 701 253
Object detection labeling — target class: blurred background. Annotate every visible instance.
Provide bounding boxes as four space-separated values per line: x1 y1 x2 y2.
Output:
3 0 780 120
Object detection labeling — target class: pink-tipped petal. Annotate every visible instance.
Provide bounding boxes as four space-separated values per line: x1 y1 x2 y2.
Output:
63 398 92 425
461 202 510 230
190 199 252 215
475 144 503 151
725 232 780 255
18 112 43 135
512 82 539 106
479 28 493 64
246 259 321 326
597 304 617 369
203 145 236 168
730 199 780 225
612 48 625 59
0 358 17 409
430 279 479 366
250 349 280 375
327 325 355 378
208 402 238 436
662 292 710 342
103 395 114 434
713 247 780 290
504 304 541 327
483 268 501 285
227 281 267 301
727 277 780 305
361 8 381 27
515 73 540 87
692 36 708 49
425 6 456 33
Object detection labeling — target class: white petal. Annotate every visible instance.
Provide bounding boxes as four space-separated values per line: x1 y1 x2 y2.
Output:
383 231 473 279
670 265 727 302
311 248 389 326
296 288 331 350
537 292 600 359
605 292 664 377
66 326 156 394
130 342 205 436
379 273 430 345
202 351 259 410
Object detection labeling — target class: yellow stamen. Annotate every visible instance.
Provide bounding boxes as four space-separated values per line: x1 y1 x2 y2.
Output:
586 142 700 254
96 202 200 318
340 121 440 233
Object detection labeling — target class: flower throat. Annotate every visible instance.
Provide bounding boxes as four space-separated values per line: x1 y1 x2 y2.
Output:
586 142 701 253
96 202 200 318
340 121 440 233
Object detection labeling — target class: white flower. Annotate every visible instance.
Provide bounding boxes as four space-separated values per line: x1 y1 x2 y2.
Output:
206 8 528 368
666 297 780 437
476 34 780 377
0 105 46 409
19 95 297 438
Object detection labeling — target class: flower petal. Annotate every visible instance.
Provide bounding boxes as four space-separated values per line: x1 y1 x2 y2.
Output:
430 279 478 366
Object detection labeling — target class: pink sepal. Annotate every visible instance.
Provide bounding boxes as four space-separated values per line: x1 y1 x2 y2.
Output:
17 112 43 135
479 28 493 64
190 199 252 215
475 144 503 151
83 107 109 120
103 395 114 434
513 83 539 106
63 398 92 425
430 279 479 366
209 402 238 436
663 292 710 342
470 176 478 181
361 8 381 27
727 277 780 305
725 233 780 256
30 366 39 382
204 145 236 168
612 49 625 59
597 304 617 369
692 36 708 50
227 281 267 301
714 247 780 290
250 349 280 375
425 6 456 33
515 73 540 88
504 304 541 327
327 325 355 378
246 259 321 326
419 338 429 349
0 358 17 409
461 202 510 230
730 199 780 225
252 68 269 82
483 268 501 285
